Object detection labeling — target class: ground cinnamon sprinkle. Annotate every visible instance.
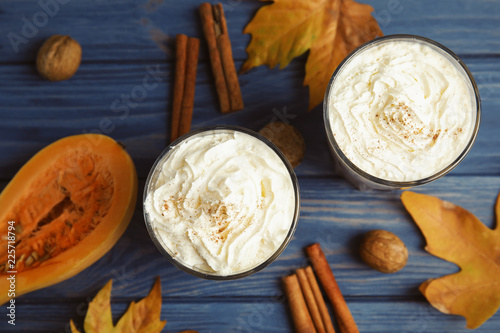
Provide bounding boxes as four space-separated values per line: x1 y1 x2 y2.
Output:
163 196 258 245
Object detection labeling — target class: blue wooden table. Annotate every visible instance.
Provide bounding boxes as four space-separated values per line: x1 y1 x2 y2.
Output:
1 0 500 332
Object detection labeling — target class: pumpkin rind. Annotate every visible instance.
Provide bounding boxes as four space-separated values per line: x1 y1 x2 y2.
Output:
0 134 137 304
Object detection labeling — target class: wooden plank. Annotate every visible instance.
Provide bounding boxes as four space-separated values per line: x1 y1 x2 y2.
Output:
1 0 499 331
0 57 499 180
0 0 499 63
9 175 499 303
8 298 500 332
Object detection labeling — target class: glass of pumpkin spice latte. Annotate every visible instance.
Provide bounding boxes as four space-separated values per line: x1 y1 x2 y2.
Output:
143 126 299 280
324 35 481 190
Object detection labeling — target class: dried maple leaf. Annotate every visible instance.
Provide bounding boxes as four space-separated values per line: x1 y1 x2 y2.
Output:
70 277 166 333
241 0 382 110
401 191 500 329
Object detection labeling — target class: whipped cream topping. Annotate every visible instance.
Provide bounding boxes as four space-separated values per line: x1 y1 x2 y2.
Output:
328 39 476 181
144 129 296 276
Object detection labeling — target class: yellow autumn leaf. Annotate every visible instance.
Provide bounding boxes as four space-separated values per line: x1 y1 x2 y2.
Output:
70 319 82 333
83 280 114 333
241 0 382 110
70 278 166 333
401 191 500 329
115 277 165 333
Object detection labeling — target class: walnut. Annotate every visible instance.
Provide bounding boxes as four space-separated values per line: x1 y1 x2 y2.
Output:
359 229 408 273
36 35 82 81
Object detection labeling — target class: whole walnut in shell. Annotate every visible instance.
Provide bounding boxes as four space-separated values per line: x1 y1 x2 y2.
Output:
359 229 408 273
36 35 82 81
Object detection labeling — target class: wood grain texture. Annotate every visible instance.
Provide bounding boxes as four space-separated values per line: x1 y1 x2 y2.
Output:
6 176 499 300
0 58 498 180
0 0 499 63
6 298 500 332
1 0 500 331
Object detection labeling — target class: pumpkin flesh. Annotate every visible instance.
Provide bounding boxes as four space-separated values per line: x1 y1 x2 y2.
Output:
0 134 137 304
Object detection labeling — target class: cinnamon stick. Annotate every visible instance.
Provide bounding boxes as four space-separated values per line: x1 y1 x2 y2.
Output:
171 34 188 142
305 243 359 333
297 268 326 333
199 3 243 113
305 266 336 333
214 3 244 111
283 274 317 333
177 37 200 138
199 3 230 113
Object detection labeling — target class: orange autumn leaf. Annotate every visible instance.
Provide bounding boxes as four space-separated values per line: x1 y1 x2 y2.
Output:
241 0 383 110
70 277 166 333
401 191 500 329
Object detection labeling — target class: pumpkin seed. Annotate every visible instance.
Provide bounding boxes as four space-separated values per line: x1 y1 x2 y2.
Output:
16 254 26 268
15 223 23 234
25 255 34 267
31 251 39 261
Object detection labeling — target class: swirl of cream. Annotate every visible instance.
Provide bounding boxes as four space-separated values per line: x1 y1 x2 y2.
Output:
328 40 475 181
145 130 296 275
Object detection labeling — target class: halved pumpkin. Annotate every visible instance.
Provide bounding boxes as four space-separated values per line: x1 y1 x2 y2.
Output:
0 134 137 304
